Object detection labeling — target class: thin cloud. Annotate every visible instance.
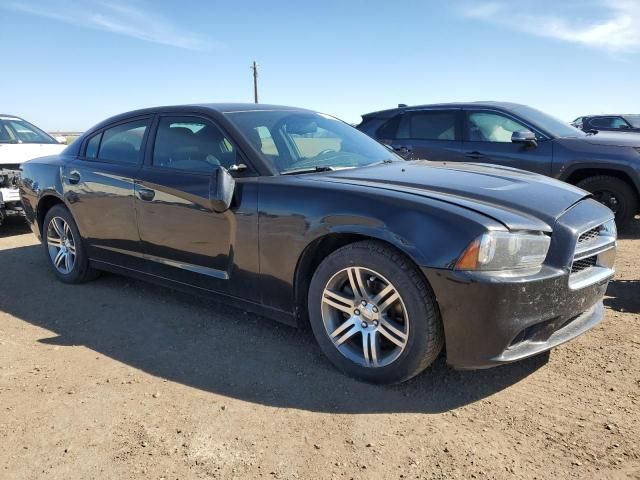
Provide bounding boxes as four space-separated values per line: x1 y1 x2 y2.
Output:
3 0 218 51
461 0 640 53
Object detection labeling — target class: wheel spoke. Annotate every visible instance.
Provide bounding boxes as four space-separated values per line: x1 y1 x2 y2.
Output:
47 236 62 247
333 322 359 346
322 289 354 315
54 249 65 268
362 330 379 367
63 222 71 239
51 218 64 237
347 267 368 300
67 244 76 254
378 317 408 348
63 251 71 271
377 290 400 313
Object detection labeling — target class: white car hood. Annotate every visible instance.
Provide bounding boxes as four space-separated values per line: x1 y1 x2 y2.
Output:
0 143 66 166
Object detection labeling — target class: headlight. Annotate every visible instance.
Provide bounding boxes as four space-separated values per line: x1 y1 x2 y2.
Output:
599 218 617 239
456 231 551 271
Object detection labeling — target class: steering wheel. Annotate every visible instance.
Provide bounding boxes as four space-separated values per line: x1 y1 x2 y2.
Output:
317 148 337 157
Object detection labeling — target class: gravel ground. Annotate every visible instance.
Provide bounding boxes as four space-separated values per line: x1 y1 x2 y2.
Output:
1 218 639 480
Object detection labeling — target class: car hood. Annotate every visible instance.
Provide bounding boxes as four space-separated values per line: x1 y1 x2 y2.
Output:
312 161 590 231
577 131 640 147
0 143 67 166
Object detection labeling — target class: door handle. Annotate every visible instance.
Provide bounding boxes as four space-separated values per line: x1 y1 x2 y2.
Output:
68 170 81 184
465 151 485 159
137 187 155 201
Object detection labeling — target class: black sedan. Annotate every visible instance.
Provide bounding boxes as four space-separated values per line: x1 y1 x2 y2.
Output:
19 104 617 384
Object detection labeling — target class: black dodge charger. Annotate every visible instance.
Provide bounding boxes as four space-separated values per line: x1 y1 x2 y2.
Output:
19 104 617 384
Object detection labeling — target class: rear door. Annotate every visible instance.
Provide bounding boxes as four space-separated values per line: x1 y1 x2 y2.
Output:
133 114 260 299
65 117 150 265
388 109 465 161
461 109 553 175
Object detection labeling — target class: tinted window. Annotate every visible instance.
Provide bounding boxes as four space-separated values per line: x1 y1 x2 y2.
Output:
510 105 583 138
467 111 529 142
377 115 402 139
153 117 237 172
98 119 149 164
399 111 456 140
591 117 616 128
85 132 102 158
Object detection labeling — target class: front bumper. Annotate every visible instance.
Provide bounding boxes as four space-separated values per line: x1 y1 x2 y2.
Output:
423 197 615 369
0 187 24 219
424 266 610 369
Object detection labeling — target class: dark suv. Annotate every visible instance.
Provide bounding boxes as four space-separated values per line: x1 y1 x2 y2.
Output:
358 102 640 227
572 115 640 134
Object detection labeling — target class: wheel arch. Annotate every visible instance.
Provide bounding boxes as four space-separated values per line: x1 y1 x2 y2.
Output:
563 165 640 198
292 228 435 329
37 194 67 236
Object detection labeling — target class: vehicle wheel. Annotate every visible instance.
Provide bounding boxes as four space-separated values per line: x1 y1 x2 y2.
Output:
576 175 638 228
308 240 443 384
43 205 98 283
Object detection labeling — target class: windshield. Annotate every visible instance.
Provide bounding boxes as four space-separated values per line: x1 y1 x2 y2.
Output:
225 110 400 173
624 115 640 128
0 117 57 144
509 105 586 138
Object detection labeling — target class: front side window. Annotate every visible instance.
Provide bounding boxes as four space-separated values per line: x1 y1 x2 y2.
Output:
467 112 529 143
0 118 56 144
591 117 617 128
98 119 149 164
625 115 640 128
399 111 456 141
153 117 237 172
226 110 400 173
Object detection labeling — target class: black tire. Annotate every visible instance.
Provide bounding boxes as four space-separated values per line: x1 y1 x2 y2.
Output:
42 204 98 283
576 175 638 228
308 240 443 384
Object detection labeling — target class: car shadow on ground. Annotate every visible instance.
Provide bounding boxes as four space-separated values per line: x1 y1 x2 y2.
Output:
604 279 640 314
0 217 30 238
0 243 552 414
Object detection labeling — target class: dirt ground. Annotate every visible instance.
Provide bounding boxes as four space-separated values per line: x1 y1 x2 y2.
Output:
1 218 639 480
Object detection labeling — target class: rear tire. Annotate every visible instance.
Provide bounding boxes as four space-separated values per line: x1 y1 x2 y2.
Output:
576 175 638 228
308 240 443 384
43 205 98 283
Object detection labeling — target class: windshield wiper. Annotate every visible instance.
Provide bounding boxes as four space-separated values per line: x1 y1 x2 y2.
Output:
280 166 336 175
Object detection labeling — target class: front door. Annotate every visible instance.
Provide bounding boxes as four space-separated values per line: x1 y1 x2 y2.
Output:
461 110 553 175
134 114 259 300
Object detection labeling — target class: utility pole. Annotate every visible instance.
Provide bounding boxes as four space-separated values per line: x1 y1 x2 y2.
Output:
251 61 259 103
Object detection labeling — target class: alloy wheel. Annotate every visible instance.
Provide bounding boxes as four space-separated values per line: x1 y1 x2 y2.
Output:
320 266 409 368
46 216 76 274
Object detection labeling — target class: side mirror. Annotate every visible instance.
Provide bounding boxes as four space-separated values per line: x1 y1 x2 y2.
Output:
511 130 537 147
210 166 235 213
55 136 67 144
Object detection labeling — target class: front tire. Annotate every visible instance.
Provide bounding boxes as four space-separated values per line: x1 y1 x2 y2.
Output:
43 205 98 283
576 175 638 228
308 240 443 384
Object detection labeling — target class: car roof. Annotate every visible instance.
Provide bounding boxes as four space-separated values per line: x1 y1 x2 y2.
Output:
0 114 22 120
361 101 530 118
582 114 637 118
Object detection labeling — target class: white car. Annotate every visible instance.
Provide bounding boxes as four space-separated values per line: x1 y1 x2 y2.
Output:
0 114 67 224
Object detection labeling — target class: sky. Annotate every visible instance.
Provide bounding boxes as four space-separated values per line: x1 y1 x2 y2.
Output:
1 0 639 132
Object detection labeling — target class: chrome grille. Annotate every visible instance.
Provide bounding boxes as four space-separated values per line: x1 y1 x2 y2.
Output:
571 256 597 273
577 227 600 246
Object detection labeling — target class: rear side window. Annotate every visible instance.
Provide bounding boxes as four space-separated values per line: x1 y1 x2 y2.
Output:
377 115 402 139
85 132 102 158
399 111 456 140
96 119 149 164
